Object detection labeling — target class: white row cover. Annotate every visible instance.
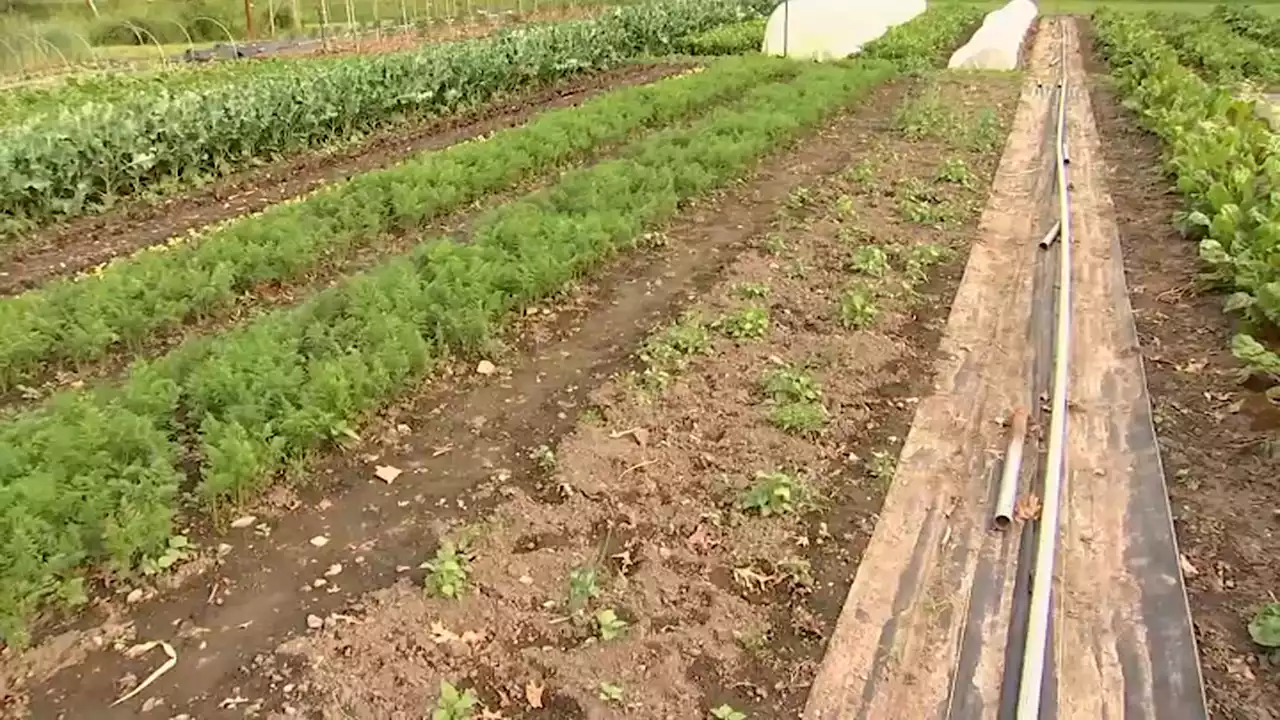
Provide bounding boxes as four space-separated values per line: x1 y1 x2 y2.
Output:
761 0 926 61
947 0 1037 71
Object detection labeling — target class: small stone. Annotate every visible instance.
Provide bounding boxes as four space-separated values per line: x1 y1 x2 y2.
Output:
374 465 402 483
324 563 343 577
230 515 257 528
309 535 330 548
306 614 324 630
126 588 145 604
476 360 497 375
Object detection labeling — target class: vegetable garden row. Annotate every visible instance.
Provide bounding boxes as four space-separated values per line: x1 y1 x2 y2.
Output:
1143 4 1280 85
0 0 775 240
0 5 981 648
1094 9 1280 399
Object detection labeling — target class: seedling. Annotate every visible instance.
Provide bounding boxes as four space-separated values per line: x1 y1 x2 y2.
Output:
894 88 956 139
140 534 193 576
761 232 788 255
833 194 858 220
769 401 827 435
842 158 878 187
899 242 952 286
425 539 473 599
433 680 479 720
967 108 1004 151
838 284 880 330
776 556 815 591
638 313 712 392
761 367 821 404
734 282 771 299
599 682 625 703
568 565 601 612
897 178 960 227
595 608 628 641
530 444 557 472
715 306 769 340
711 705 748 720
867 450 897 488
936 158 974 186
848 245 891 278
739 470 809 516
785 186 816 210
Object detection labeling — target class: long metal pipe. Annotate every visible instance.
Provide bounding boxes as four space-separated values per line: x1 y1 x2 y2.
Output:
1015 27 1073 719
993 406 1028 530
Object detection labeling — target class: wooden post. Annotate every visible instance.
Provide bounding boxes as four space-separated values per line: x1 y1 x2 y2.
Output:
244 0 255 38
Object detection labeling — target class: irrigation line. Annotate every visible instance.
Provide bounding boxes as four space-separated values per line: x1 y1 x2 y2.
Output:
993 406 1028 530
1015 27 1073 720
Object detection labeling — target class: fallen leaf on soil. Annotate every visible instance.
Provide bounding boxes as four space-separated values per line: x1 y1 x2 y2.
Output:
309 535 329 548
525 681 545 709
324 563 343 577
1014 493 1042 522
306 614 323 630
111 641 177 707
374 465 402 483
1180 554 1199 578
230 515 257 528
430 621 459 644
476 360 497 375
609 426 649 447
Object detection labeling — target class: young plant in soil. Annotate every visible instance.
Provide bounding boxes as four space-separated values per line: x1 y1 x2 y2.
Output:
733 282 771 299
424 538 474 599
595 608 628 641
567 565 602 614
936 157 975 187
711 704 748 720
598 681 626 704
738 470 812 517
433 680 479 720
637 312 713 392
866 450 898 489
837 283 881 330
760 365 828 435
715 306 770 340
848 245 892 278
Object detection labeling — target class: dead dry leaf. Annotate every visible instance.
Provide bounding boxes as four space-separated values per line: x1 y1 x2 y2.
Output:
1015 493 1042 522
374 465 402 483
525 681 545 709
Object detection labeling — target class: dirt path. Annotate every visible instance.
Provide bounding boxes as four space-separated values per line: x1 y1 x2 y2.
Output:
1084 21 1280 720
802 17 1206 719
0 63 682 296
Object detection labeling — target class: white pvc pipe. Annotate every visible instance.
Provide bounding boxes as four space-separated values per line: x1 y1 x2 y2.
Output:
1015 31 1073 720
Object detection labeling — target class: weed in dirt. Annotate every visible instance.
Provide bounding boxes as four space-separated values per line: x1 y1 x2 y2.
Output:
837 283 880 330
734 281 771 299
866 450 897 489
897 178 960 227
599 682 626 704
935 157 974 187
595 608 628 640
1249 602 1280 661
785 259 812 279
837 223 872 245
843 158 878 188
848 245 891 278
738 470 812 516
530 444 557 472
711 704 748 720
715 306 770 340
896 241 954 289
833 194 859 220
769 400 827 435
433 680 479 720
567 565 601 612
425 538 474 599
580 406 604 425
785 185 817 211
637 312 713 392
966 108 1004 151
776 556 816 592
140 534 193 576
894 86 957 139
761 366 822 404
761 232 788 255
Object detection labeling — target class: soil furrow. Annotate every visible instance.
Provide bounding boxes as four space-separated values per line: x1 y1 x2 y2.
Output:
0 62 685 296
3 78 925 720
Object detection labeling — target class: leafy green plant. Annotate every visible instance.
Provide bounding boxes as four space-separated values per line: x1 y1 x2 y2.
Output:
936 157 974 186
761 232 789 254
425 539 473 599
595 608 628 640
599 681 626 703
638 313 713 392
838 283 880 329
734 282 771 299
433 680 479 720
761 366 821 404
1249 602 1280 648
530 444 557 472
738 470 809 516
139 534 193 576
867 450 897 488
711 704 747 720
568 565 602 612
715 306 770 340
769 402 827 434
849 245 891 277
681 18 766 55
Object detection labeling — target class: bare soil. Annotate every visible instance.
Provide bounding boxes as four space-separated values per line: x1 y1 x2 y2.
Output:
0 73 1020 720
1086 30 1280 720
0 62 684 295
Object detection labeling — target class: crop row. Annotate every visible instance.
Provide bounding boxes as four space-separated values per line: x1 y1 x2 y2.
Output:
0 56 801 392
0 0 773 239
0 3 982 393
1212 3 1280 49
0 5 973 646
1093 10 1280 396
1145 9 1280 85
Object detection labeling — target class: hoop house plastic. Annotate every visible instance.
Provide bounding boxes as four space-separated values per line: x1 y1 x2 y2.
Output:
947 0 1036 70
761 0 925 60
